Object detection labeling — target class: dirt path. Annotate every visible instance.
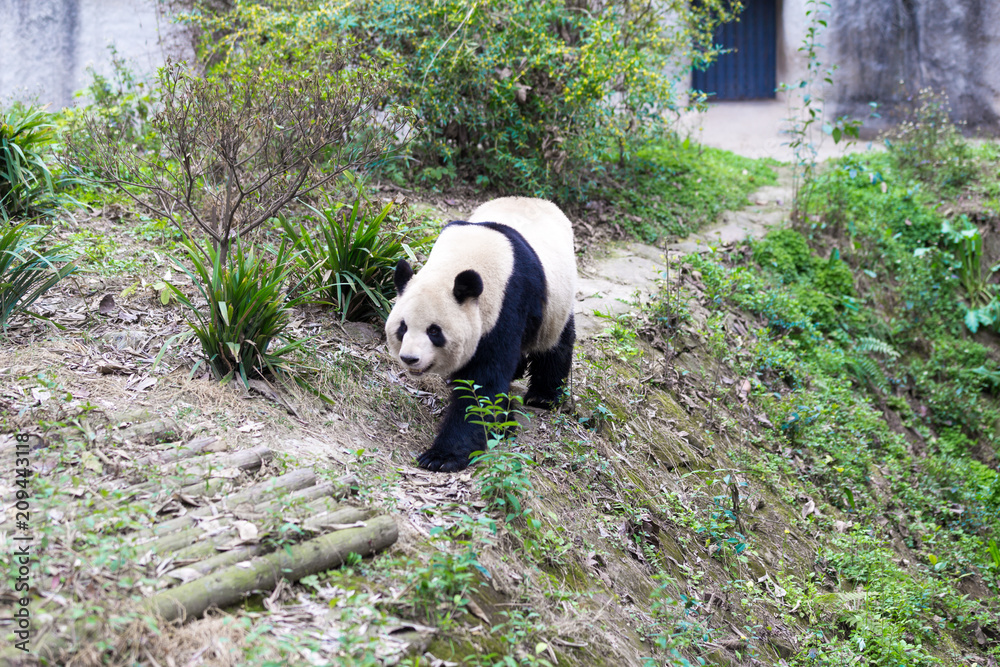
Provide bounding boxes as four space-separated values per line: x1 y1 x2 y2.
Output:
574 167 793 338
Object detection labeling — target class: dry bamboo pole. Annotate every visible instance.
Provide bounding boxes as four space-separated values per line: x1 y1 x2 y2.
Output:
162 508 371 582
126 445 274 496
302 507 371 533
159 444 272 478
21 515 398 664
134 435 222 466
136 469 322 539
148 514 398 622
162 496 359 561
142 492 352 555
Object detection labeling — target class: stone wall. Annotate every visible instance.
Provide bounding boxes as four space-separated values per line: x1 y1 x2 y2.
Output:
0 0 191 109
831 0 1000 134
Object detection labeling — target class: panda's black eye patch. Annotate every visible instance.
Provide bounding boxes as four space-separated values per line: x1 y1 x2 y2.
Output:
396 320 407 341
427 324 446 348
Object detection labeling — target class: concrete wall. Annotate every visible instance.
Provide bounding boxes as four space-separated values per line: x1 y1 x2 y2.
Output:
0 0 191 109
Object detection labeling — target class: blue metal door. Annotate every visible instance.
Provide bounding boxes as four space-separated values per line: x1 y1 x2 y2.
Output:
693 0 777 100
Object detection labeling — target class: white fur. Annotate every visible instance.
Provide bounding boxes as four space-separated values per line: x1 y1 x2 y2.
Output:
468 197 576 353
385 197 576 377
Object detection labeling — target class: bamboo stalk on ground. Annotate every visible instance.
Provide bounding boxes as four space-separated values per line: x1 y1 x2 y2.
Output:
125 445 274 496
144 497 358 559
134 435 222 466
144 495 363 559
148 514 398 622
137 469 322 539
162 507 371 582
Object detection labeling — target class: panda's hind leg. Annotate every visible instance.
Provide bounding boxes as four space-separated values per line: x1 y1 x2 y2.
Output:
524 315 575 409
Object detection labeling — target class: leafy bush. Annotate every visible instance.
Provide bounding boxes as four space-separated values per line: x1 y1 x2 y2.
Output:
0 223 77 330
1 104 59 221
808 154 942 251
60 45 156 156
940 215 1000 333
753 228 815 281
163 238 312 387
280 186 429 322
747 229 858 333
185 0 741 201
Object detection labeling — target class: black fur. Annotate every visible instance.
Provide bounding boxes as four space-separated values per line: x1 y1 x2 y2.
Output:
453 270 484 303
523 314 575 409
415 221 571 473
394 259 414 294
427 324 446 347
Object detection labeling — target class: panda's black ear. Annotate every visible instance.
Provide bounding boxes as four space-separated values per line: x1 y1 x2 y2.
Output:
394 259 414 295
453 270 483 303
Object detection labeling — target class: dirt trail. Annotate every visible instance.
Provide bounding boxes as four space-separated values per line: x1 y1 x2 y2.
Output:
574 167 793 338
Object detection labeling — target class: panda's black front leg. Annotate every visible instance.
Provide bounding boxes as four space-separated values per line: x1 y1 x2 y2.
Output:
416 387 489 472
416 355 517 473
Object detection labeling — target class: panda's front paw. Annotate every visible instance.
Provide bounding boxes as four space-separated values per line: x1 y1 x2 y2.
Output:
523 392 559 410
416 447 470 472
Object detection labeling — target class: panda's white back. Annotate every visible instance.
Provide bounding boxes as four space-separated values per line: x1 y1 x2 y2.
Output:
468 197 577 352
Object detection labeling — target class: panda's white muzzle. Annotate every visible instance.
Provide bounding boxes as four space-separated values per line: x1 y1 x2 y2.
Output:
399 354 434 376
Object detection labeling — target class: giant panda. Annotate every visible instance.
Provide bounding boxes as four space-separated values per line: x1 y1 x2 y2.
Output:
385 197 577 472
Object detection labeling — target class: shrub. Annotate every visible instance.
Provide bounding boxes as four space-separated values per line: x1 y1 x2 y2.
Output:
73 42 410 266
185 0 741 201
1 104 59 221
0 223 77 330
280 186 430 322
163 238 313 387
749 229 858 332
753 228 814 282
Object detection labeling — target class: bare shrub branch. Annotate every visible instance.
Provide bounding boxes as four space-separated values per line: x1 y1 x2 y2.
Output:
69 45 412 264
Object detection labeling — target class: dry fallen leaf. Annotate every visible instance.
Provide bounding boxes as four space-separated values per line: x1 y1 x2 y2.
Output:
467 599 490 624
233 520 259 542
801 499 816 519
98 294 116 315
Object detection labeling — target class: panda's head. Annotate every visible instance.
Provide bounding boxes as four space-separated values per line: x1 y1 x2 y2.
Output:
385 259 484 378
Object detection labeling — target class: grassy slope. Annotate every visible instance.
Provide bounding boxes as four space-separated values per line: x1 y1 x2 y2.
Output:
3 141 999 665
598 138 780 242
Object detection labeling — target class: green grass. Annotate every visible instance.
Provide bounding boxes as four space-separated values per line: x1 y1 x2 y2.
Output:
602 137 779 242
667 141 1000 665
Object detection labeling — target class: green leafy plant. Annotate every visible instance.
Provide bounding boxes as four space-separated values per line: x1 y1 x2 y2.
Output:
778 0 861 222
482 610 557 667
843 336 899 395
0 222 77 330
405 547 486 624
160 237 314 387
644 576 714 666
941 215 999 333
188 0 741 202
280 186 429 321
455 380 536 524
61 44 157 155
1 104 60 221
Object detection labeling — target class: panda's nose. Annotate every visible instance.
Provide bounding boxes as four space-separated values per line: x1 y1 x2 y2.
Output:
400 355 420 366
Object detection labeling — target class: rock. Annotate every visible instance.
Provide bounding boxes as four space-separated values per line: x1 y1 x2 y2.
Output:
832 0 1000 133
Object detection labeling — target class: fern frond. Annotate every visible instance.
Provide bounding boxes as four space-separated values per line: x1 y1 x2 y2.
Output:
844 356 891 394
854 336 900 358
